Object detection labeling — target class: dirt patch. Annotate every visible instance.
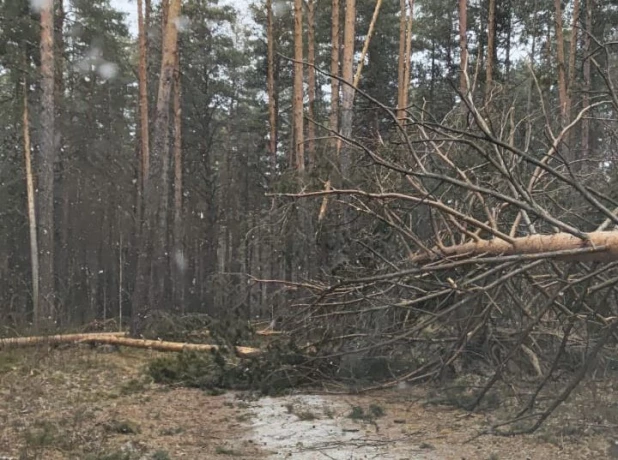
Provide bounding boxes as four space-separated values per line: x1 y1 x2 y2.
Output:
0 347 262 459
0 346 615 459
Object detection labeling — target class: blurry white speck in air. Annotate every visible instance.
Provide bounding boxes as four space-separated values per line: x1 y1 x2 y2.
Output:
98 62 119 80
173 15 191 32
29 0 51 12
273 0 290 17
174 250 188 272
200 212 204 219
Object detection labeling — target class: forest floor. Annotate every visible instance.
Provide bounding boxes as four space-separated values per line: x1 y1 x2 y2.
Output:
0 346 615 459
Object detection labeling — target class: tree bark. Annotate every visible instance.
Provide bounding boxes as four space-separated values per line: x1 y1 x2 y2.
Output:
412 232 618 264
458 0 468 94
339 0 356 176
38 0 56 329
266 0 277 163
132 0 182 335
554 0 568 124
307 0 317 166
293 0 305 172
485 0 496 98
0 333 260 358
397 0 407 121
22 78 40 325
567 0 580 111
353 0 383 88
137 0 150 185
402 0 414 114
582 0 592 158
329 0 340 139
172 42 184 313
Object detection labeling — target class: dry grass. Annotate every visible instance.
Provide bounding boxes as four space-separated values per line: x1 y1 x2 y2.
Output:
0 346 263 459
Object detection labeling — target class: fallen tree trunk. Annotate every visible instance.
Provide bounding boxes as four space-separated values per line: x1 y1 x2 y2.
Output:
0 332 261 359
413 231 618 264
81 336 261 358
0 332 127 348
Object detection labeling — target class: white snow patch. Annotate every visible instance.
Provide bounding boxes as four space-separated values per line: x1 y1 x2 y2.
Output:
98 62 119 80
244 394 434 459
29 0 52 12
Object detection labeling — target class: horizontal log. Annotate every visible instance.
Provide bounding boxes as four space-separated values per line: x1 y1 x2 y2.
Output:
83 336 261 358
413 231 618 264
0 332 261 359
0 332 127 348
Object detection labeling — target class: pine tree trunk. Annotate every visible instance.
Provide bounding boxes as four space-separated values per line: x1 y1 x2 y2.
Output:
485 0 496 98
402 0 413 113
307 0 317 167
458 0 468 94
38 0 56 329
353 0 384 88
566 0 581 160
293 0 305 172
413 232 618 265
266 0 277 163
582 0 592 158
172 44 184 313
329 0 340 139
554 0 568 124
567 0 580 111
397 0 406 121
340 0 356 176
137 0 150 184
22 78 40 326
132 0 181 335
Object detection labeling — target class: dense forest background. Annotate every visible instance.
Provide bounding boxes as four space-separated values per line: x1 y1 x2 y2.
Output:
1 0 618 347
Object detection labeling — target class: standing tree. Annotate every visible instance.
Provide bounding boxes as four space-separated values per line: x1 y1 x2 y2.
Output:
293 0 305 171
329 0 340 140
137 0 150 198
306 0 317 165
172 40 183 312
266 0 277 163
22 76 39 326
38 0 56 328
485 0 496 97
458 0 468 94
339 0 356 177
132 0 182 334
554 0 568 124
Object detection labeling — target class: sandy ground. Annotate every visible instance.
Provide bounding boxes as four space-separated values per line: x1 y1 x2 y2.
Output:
0 346 614 459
